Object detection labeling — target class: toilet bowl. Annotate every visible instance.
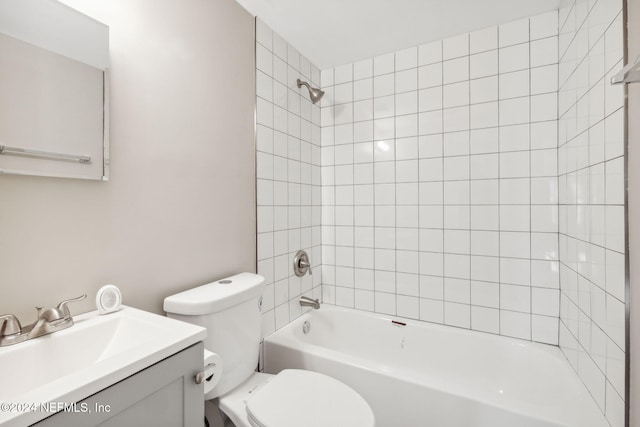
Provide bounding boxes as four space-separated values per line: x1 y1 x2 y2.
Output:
163 273 374 427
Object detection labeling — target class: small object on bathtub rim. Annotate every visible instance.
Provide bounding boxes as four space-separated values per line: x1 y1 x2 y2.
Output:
96 284 122 314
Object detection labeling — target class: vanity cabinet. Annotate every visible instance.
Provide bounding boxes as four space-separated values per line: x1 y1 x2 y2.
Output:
34 342 204 427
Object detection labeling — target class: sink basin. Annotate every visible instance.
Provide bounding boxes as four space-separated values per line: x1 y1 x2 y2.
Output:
0 306 206 426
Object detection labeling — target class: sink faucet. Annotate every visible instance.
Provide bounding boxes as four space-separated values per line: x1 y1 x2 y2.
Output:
0 294 87 347
299 296 320 309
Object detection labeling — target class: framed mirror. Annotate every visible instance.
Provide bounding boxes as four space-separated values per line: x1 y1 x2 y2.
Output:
0 0 109 181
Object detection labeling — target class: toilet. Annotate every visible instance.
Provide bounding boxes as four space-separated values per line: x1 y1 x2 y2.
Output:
163 272 375 427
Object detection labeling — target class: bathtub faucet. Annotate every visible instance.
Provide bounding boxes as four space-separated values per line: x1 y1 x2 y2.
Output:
299 296 320 309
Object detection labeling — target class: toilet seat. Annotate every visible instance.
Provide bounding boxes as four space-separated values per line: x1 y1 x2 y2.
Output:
245 369 375 427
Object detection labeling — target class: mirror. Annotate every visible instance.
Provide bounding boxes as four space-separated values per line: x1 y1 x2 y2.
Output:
0 0 109 181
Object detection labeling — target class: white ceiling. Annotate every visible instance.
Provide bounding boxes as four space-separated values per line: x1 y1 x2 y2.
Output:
235 0 561 70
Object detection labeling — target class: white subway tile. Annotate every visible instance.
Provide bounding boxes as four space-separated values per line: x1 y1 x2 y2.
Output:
354 121 374 143
420 206 444 229
500 231 530 258
470 127 499 154
500 151 530 178
531 64 558 95
444 181 470 205
334 82 353 104
420 229 444 253
470 26 498 54
471 231 499 256
530 259 559 288
470 102 499 129
354 58 374 80
374 53 395 76
444 302 471 328
419 87 443 112
396 114 419 138
396 46 418 71
443 81 470 108
354 99 374 122
374 117 395 140
499 70 529 99
530 11 558 40
443 131 470 156
500 310 531 339
396 68 418 93
531 37 559 67
500 283 531 312
418 40 443 66
531 177 558 204
470 180 499 205
470 76 498 104
499 97 530 126
471 281 499 308
531 93 558 122
419 297 444 323
443 56 470 84
443 106 470 132
419 110 444 135
470 154 498 179
354 289 374 311
531 148 557 177
444 205 470 229
374 73 395 97
470 50 498 79
499 205 530 232
374 292 396 315
354 78 373 101
470 205 499 231
499 44 530 73
443 33 469 60
531 315 559 344
396 158 419 181
396 91 418 115
531 121 558 149
321 68 334 87
418 63 443 88
471 306 500 333
499 18 529 47
334 63 353 85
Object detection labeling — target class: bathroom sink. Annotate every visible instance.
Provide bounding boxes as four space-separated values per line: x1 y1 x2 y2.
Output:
0 306 206 427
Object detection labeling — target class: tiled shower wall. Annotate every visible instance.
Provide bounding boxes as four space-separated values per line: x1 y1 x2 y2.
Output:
557 0 625 424
255 19 323 338
320 12 562 344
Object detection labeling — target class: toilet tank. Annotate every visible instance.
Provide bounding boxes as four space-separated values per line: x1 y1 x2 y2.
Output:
163 273 265 398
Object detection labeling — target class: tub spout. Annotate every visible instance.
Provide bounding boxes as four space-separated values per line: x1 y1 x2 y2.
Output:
300 296 320 309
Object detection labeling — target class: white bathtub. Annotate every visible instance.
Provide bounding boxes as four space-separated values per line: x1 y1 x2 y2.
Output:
263 305 608 427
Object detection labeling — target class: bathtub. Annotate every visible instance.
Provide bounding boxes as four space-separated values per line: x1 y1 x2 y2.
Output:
263 305 609 427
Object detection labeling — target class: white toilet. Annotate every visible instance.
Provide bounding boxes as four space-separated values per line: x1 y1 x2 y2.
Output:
163 272 375 427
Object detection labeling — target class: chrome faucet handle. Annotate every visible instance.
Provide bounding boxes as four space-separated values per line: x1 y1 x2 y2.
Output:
299 259 312 275
56 294 87 319
293 250 313 277
0 314 22 336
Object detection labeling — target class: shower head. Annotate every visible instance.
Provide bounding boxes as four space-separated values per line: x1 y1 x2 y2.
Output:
297 79 325 104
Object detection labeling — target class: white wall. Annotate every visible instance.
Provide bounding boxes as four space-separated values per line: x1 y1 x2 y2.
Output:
0 0 257 321
319 12 561 344
556 0 626 425
255 19 323 338
629 0 640 424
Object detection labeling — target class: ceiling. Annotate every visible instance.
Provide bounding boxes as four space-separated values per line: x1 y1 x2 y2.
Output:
235 0 561 69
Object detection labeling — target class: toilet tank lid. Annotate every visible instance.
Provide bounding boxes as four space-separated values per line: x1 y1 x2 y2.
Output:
163 273 265 316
